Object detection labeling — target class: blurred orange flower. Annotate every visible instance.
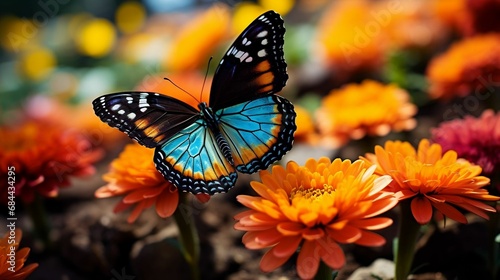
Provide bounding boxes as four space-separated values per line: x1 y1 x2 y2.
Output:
435 0 500 36
316 80 417 148
427 34 500 100
95 143 209 223
0 121 102 203
235 158 398 279
361 139 499 224
0 229 38 280
315 0 445 76
25 96 126 150
315 0 384 73
164 5 230 72
293 105 317 144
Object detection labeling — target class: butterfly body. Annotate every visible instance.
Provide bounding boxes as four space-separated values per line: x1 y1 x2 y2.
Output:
93 11 296 195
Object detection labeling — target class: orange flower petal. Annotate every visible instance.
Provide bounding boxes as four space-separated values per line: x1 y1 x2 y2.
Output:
318 237 345 270
326 224 361 243
349 217 393 230
297 240 320 280
272 236 302 258
254 228 283 246
354 230 386 247
277 222 306 236
302 228 325 240
411 196 433 224
155 187 179 218
260 247 290 273
431 201 468 224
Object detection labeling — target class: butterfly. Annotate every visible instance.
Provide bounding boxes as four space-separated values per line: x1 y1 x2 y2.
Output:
93 10 296 195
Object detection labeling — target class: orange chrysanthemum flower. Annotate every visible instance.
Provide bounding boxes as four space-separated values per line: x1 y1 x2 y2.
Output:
426 34 500 100
361 139 499 224
0 229 38 280
163 4 230 72
316 80 417 148
95 143 209 223
0 121 101 204
235 158 398 279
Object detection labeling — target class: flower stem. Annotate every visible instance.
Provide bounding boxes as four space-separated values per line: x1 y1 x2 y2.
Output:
394 199 421 280
314 261 334 280
25 194 52 250
173 192 200 280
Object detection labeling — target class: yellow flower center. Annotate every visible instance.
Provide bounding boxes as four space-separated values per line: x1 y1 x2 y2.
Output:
290 184 335 202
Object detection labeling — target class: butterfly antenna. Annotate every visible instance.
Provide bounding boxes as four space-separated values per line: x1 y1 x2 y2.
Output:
200 56 213 103
163 77 199 104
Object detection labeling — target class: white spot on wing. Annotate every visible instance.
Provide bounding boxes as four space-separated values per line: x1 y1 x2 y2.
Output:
245 56 253 63
257 30 268 38
111 104 121 111
127 112 136 119
261 39 268 45
257 49 267 57
240 52 249 62
235 50 245 58
140 107 147 112
118 109 125 115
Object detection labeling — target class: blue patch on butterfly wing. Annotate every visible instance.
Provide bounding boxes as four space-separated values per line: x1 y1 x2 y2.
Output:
154 119 237 195
217 95 296 173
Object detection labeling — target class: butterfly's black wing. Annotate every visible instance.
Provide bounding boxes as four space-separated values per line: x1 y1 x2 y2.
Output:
209 10 288 111
92 92 200 148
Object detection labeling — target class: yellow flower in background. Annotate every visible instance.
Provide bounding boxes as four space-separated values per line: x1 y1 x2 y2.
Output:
259 0 294 15
232 0 294 34
427 34 500 100
232 2 267 35
115 1 146 34
76 18 116 57
164 5 230 72
0 229 38 280
235 158 397 279
17 47 56 80
316 80 417 148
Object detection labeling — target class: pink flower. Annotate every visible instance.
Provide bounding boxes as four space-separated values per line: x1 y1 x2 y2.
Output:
432 110 500 175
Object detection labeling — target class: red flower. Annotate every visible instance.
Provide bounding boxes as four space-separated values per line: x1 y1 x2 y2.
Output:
0 121 102 203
